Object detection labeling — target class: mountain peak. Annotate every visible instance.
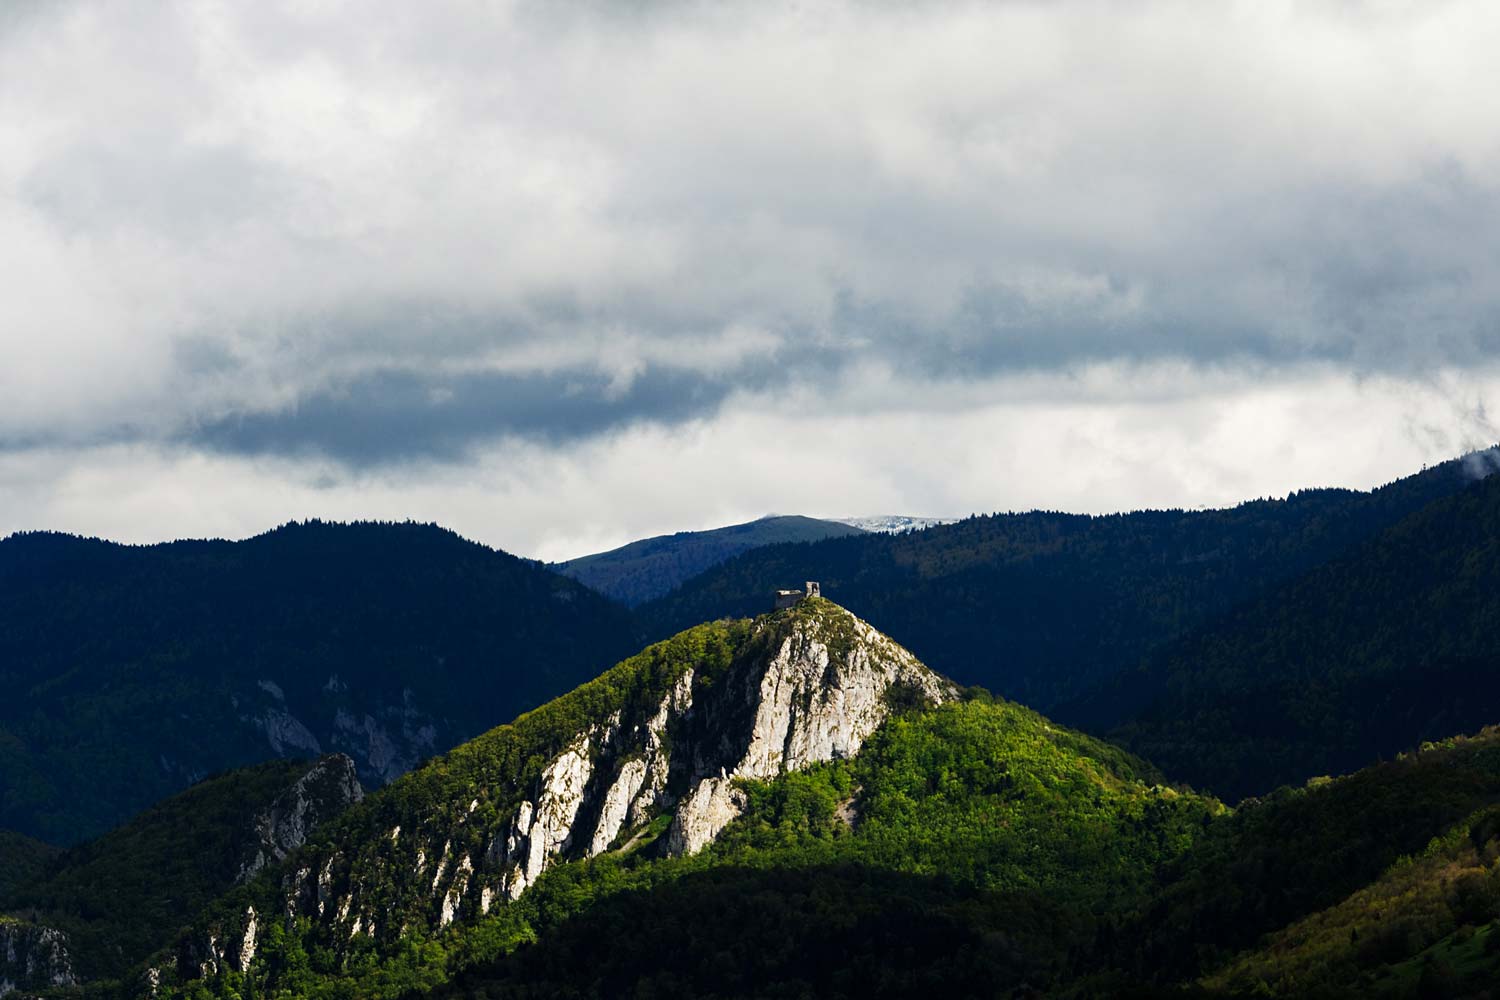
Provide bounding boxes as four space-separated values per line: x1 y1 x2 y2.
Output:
159 603 955 983
666 596 956 854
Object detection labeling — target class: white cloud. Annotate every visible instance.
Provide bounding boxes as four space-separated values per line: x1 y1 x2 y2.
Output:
3 1 1500 542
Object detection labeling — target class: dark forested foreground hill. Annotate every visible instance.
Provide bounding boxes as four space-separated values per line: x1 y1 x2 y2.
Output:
640 450 1494 711
0 521 638 844
552 514 864 606
1071 464 1500 803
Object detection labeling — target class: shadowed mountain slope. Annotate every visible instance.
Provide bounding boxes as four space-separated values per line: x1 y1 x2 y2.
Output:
0 520 638 844
1068 464 1500 802
640 452 1493 711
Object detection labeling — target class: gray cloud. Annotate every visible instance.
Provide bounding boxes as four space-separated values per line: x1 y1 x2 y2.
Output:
187 364 745 464
3 0 1500 488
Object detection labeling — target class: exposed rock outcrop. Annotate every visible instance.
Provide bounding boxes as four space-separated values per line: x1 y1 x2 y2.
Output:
500 734 595 900
239 754 365 881
666 777 749 856
0 918 76 998
663 612 952 850
269 600 953 949
167 600 955 994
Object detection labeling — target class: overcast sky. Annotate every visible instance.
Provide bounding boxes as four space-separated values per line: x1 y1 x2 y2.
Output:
3 1 1499 561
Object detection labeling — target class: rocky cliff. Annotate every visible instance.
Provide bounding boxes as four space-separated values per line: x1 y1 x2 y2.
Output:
161 599 956 987
238 754 365 881
0 917 75 998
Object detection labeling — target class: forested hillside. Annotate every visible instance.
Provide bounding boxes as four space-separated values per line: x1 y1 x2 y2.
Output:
134 604 1224 1000
420 726 1500 999
132 610 1500 1000
0 756 360 988
0 521 637 844
0 830 58 899
553 514 863 606
640 453 1489 710
1080 468 1500 801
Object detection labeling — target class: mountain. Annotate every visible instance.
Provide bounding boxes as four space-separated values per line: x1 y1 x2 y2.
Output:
552 515 864 606
9 596 1500 998
0 521 638 845
421 724 1500 1000
134 598 1222 999
640 452 1493 711
1075 465 1500 801
0 755 361 994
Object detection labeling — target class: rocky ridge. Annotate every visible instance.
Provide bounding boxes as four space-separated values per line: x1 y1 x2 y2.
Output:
162 599 956 988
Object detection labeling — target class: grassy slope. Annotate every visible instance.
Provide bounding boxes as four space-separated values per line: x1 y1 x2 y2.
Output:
1121 727 1500 989
1203 806 1500 998
553 515 863 606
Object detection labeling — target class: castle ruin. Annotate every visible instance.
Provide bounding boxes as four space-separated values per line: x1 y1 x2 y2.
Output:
773 581 821 611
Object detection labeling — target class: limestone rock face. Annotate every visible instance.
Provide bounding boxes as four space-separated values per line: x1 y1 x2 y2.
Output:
0 919 77 998
501 734 596 900
665 777 749 856
590 757 649 855
236 908 258 973
664 610 955 852
239 754 365 881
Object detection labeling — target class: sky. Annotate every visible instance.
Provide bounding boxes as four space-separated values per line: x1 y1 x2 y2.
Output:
3 1 1500 562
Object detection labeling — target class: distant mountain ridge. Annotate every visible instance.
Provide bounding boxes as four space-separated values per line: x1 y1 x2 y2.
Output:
833 514 958 533
0 521 637 844
640 452 1495 716
552 514 864 606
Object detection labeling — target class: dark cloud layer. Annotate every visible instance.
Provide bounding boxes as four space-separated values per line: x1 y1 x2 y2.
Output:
189 366 743 464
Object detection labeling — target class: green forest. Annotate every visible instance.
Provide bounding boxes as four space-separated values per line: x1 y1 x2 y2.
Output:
5 452 1500 999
